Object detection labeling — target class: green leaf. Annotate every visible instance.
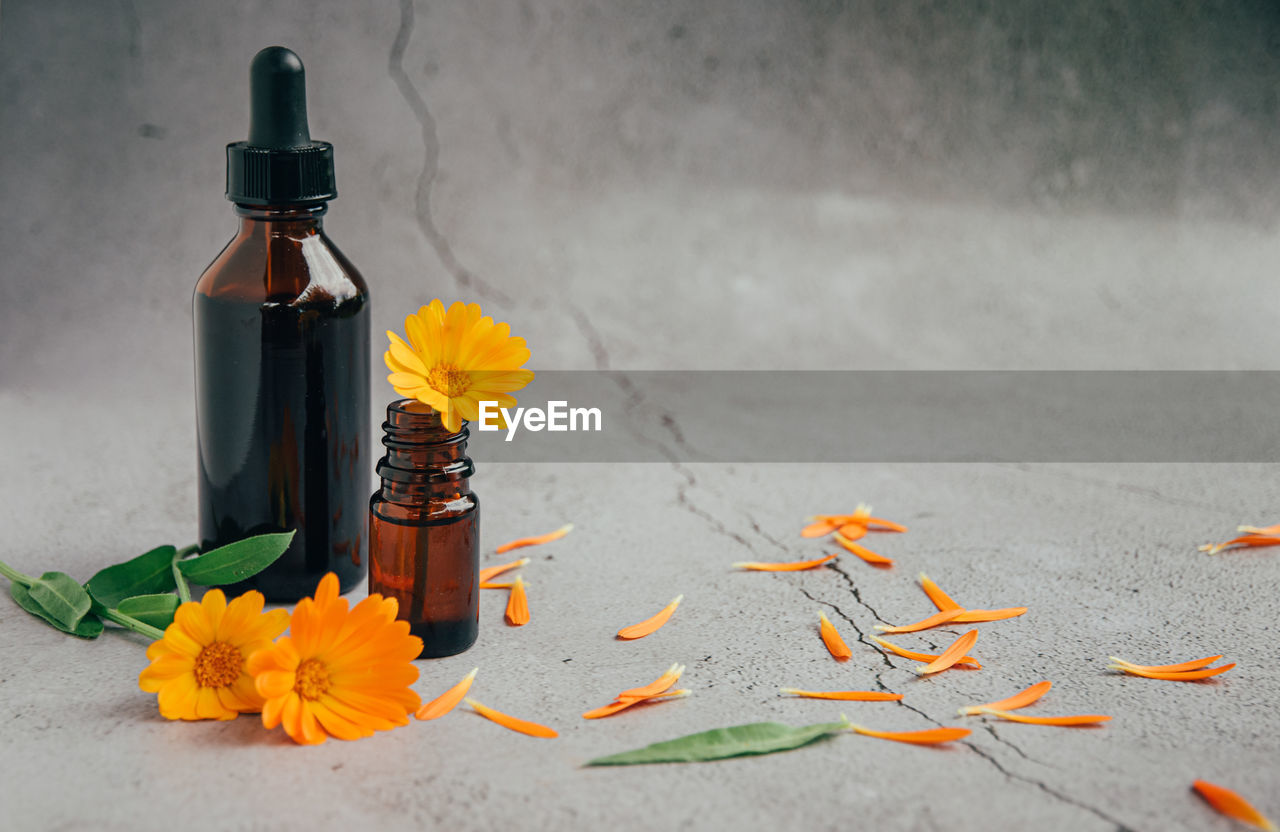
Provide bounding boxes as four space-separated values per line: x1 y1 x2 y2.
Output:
85 545 177 608
10 583 103 638
115 593 181 629
585 720 850 766
26 571 93 631
177 531 296 586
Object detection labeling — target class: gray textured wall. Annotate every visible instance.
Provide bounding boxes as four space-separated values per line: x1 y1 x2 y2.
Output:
1 0 1278 392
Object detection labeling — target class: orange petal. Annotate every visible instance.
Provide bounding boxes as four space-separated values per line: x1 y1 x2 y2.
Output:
918 572 962 611
835 524 869 541
732 553 839 572
466 697 557 738
864 516 907 532
952 607 1028 623
478 557 529 584
801 519 839 538
1237 523 1280 536
870 635 981 669
504 576 530 626
617 596 682 640
874 607 966 634
495 524 573 554
850 724 970 745
1109 663 1235 681
1193 780 1277 831
979 708 1110 726
916 630 979 676
582 690 690 720
833 534 894 567
780 688 902 702
480 581 517 589
1108 655 1223 673
818 611 852 660
1200 534 1280 554
616 663 683 700
959 681 1052 715
416 668 478 721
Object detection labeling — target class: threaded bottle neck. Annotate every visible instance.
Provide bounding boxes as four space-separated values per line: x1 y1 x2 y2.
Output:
377 399 474 504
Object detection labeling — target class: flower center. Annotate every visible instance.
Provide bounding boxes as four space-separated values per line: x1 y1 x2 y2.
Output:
192 641 244 689
427 363 470 398
294 658 332 700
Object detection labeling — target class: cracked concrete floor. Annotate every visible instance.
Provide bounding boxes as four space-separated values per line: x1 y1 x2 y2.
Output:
1 384 1278 832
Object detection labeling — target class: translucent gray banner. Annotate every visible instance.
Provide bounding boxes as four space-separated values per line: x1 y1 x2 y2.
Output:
452 371 1280 463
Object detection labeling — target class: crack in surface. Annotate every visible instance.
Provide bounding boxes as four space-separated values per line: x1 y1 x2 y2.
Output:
389 0 510 304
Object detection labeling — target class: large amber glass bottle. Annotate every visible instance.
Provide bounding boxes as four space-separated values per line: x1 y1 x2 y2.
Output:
193 47 369 600
369 400 480 658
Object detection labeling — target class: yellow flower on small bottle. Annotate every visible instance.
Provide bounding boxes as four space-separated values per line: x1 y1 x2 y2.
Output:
138 589 289 721
247 573 424 745
384 299 534 433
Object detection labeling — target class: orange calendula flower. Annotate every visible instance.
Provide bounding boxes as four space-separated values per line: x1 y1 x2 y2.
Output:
959 681 1052 716
1193 780 1277 831
617 595 683 640
733 553 839 571
848 724 970 745
977 709 1110 726
818 610 852 660
505 575 530 626
384 299 534 433
495 524 573 555
870 635 982 668
478 557 529 585
138 589 289 721
247 573 423 745
416 667 478 721
916 630 979 676
874 608 966 634
466 697 557 738
780 688 902 702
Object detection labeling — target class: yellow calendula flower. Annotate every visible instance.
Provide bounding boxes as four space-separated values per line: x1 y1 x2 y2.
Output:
246 573 423 745
384 299 534 433
138 589 289 721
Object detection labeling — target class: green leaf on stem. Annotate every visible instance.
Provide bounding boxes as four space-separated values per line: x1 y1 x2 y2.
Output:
177 531 295 586
115 593 181 629
10 583 103 638
27 571 93 631
85 545 177 608
585 720 851 766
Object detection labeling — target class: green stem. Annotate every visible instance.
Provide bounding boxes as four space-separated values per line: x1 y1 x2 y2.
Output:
97 606 166 641
0 559 34 587
171 544 198 604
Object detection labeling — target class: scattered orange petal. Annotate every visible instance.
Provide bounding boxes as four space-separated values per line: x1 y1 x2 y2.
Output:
818 610 853 660
1237 523 1280 536
849 724 970 745
1108 662 1235 681
480 580 517 589
801 519 839 538
952 607 1028 623
1200 534 1280 555
416 668 478 721
504 576 529 626
959 681 1052 716
1108 655 1224 673
864 516 908 532
978 708 1110 726
618 663 684 701
835 523 869 541
833 533 894 566
478 557 529 584
582 690 690 720
617 595 683 640
916 630 979 676
870 635 982 668
918 572 962 611
780 688 902 701
1193 779 1277 831
465 697 557 738
733 553 839 572
495 524 573 554
875 608 966 634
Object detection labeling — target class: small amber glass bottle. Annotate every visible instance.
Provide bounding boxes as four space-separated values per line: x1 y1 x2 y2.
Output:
369 400 479 658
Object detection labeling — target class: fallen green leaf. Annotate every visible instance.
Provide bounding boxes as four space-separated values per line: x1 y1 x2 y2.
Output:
585 720 850 766
85 545 177 608
115 593 181 629
177 531 295 586
10 583 103 638
27 571 93 631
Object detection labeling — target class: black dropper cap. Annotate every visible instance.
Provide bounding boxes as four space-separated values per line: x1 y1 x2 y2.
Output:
226 46 336 205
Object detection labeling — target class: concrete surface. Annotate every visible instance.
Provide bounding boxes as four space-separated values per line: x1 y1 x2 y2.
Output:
2 2 1280 831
